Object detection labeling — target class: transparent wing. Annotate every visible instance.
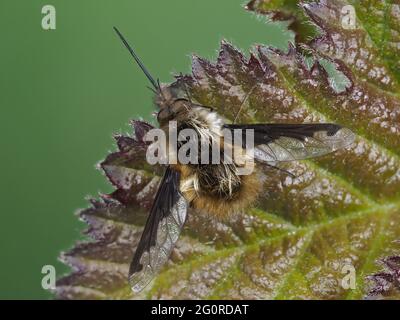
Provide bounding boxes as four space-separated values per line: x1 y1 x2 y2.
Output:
224 123 355 163
129 167 188 293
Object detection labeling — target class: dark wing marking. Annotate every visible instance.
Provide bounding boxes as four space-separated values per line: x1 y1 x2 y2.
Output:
224 123 355 163
129 166 188 293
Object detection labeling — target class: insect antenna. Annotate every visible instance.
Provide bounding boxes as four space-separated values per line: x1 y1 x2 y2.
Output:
113 26 160 91
146 86 158 94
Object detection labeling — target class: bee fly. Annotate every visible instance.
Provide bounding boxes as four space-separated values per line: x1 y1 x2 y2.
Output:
113 27 355 293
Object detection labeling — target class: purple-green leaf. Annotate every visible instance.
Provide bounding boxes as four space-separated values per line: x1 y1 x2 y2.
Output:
56 1 400 299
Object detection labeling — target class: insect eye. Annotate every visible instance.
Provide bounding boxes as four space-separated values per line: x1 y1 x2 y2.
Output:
157 107 175 123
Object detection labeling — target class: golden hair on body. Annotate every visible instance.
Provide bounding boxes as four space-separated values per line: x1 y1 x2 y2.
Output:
156 87 262 219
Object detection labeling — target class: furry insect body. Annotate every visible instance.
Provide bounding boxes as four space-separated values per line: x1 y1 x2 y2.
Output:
113 27 355 293
156 88 261 219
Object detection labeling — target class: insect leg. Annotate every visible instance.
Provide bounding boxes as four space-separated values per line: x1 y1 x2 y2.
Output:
266 163 296 178
233 85 256 124
179 72 193 103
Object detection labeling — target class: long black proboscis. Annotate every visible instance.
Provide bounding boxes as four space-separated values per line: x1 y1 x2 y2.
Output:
113 26 159 90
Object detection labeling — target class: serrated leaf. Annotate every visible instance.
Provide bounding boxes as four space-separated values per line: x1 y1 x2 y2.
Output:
247 0 400 92
56 1 400 299
246 0 319 42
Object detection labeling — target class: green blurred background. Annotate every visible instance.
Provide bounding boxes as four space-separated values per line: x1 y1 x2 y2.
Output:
0 0 290 299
